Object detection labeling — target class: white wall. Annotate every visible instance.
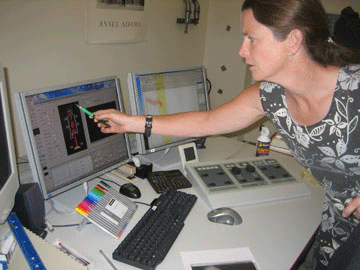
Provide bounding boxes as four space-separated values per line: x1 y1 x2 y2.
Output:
324 0 360 13
0 0 209 156
203 0 360 141
204 0 246 110
1 0 359 156
204 0 360 110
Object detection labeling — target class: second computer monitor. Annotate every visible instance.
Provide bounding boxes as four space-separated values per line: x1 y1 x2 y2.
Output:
128 66 210 155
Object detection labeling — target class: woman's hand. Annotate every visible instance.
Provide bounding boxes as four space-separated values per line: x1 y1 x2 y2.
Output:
343 196 360 219
93 109 143 134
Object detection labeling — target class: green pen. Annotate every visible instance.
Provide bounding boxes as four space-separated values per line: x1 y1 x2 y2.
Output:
76 104 110 128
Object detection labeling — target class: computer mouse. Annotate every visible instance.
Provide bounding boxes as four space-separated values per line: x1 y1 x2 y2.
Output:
120 183 141 199
207 207 242 226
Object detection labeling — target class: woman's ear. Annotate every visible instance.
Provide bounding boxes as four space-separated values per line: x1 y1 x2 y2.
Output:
286 29 303 55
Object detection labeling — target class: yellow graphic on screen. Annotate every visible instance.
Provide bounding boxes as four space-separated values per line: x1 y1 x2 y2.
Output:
154 74 172 144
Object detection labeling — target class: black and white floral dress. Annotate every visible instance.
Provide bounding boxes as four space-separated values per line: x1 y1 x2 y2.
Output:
259 64 360 269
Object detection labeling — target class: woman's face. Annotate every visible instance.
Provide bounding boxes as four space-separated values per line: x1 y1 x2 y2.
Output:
239 9 290 83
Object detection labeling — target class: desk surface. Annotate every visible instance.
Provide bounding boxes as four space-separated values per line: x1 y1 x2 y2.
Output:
41 136 324 270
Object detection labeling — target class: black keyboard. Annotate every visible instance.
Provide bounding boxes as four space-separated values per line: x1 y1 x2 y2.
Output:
146 169 192 193
112 189 197 270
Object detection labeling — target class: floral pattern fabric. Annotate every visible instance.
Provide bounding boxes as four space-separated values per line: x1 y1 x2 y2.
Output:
259 65 360 269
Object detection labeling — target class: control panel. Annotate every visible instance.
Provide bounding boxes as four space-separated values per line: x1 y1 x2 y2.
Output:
185 158 310 209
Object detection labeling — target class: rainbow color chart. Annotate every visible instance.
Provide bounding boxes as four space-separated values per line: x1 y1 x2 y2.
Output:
75 181 137 238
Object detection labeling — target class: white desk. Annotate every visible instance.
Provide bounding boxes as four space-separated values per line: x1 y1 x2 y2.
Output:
40 136 324 270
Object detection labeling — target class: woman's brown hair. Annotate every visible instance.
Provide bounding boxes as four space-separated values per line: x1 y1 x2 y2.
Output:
242 0 360 66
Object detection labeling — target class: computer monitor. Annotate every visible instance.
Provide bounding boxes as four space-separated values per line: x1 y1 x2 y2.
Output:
0 66 19 224
16 76 132 199
128 66 210 155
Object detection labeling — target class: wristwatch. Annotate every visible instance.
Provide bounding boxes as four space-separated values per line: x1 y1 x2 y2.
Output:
144 115 153 138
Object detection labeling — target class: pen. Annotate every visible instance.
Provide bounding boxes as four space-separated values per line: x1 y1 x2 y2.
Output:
57 241 91 266
99 249 117 270
76 104 110 128
76 104 95 117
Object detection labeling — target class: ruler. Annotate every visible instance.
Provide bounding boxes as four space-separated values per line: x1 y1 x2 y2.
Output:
7 212 46 270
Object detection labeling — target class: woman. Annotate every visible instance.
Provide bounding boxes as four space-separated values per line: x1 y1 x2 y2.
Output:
94 0 360 268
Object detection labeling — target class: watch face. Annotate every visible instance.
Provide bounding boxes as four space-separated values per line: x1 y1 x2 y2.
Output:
184 146 196 161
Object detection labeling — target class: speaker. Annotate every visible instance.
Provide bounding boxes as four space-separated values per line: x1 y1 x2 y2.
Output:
13 183 45 237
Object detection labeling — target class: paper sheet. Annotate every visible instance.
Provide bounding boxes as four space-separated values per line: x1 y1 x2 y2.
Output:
181 247 261 270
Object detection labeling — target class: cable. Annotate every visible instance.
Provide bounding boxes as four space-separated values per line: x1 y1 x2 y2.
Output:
152 147 171 163
98 176 122 188
47 199 74 215
191 0 200 24
206 78 212 95
98 177 151 207
184 0 192 33
134 201 151 207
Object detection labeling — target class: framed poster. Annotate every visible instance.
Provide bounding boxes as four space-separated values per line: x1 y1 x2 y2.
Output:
86 0 147 44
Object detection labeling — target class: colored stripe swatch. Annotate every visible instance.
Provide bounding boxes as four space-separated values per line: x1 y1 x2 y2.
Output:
75 181 138 239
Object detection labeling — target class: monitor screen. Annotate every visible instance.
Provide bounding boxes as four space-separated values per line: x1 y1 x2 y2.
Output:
128 66 210 154
16 76 132 199
0 66 19 224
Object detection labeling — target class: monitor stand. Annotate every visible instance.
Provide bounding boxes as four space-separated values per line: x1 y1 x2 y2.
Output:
137 147 182 171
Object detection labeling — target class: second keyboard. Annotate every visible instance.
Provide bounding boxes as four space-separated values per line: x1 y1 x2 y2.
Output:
146 169 192 193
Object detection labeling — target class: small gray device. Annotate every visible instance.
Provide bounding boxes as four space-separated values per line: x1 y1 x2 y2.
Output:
178 142 199 174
